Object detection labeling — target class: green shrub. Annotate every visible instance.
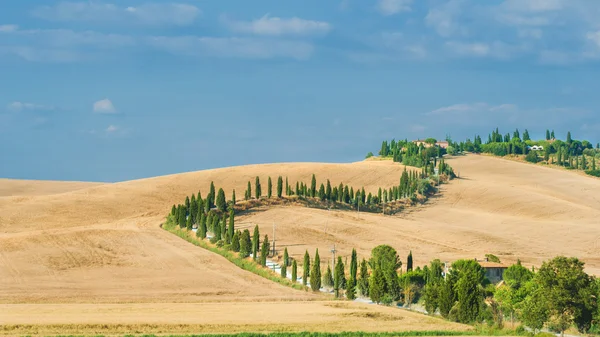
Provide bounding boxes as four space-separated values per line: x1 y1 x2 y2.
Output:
209 236 218 244
525 151 538 163
365 152 374 159
216 240 224 248
586 169 600 177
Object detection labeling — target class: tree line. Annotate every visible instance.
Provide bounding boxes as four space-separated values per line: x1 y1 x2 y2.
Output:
451 128 599 177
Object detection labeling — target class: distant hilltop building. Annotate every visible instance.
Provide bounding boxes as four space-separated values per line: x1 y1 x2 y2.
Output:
442 257 510 284
413 139 449 149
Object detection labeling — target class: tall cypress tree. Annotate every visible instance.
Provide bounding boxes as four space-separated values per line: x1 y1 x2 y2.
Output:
311 174 317 198
407 251 413 272
292 259 298 283
318 183 325 201
246 181 251 200
214 217 221 240
232 189 236 205
209 182 216 207
239 229 252 258
358 258 369 296
283 247 289 266
350 249 358 282
296 182 300 196
323 265 334 288
260 235 270 266
285 177 289 196
190 195 197 223
252 225 260 260
227 210 235 244
277 176 283 198
216 188 226 212
334 256 346 298
281 260 287 278
231 230 240 251
178 206 186 228
567 131 572 144
185 196 190 212
186 214 192 231
255 177 261 199
268 177 273 198
221 215 227 240
310 249 321 291
326 179 332 200
198 212 207 239
171 204 176 217
546 129 551 140
303 250 310 286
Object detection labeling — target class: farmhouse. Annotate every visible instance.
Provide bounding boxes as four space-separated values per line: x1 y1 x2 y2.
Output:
442 258 509 284
413 139 449 149
528 145 544 151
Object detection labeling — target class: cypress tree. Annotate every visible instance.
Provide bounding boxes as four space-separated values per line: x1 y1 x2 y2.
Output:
209 182 215 207
199 213 207 239
232 189 236 205
190 195 197 223
255 177 261 199
318 183 325 201
214 217 221 240
281 260 287 278
343 185 350 203
186 214 192 230
323 265 334 288
231 230 240 251
246 181 251 200
292 259 298 283
338 183 344 202
171 204 176 216
216 188 226 212
350 249 358 282
220 215 227 240
285 177 289 196
178 206 186 228
361 188 366 204
326 179 332 200
346 276 356 300
334 256 346 298
277 176 283 198
227 210 234 244
204 194 210 213
185 196 190 212
252 225 260 260
303 250 310 286
407 251 413 272
283 247 289 266
567 131 572 144
546 129 551 140
296 182 300 196
311 174 317 198
358 258 369 296
260 235 270 266
350 187 354 202
268 177 272 198
310 249 321 291
239 229 252 258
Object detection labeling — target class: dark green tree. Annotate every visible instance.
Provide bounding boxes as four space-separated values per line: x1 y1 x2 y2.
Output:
438 278 456 318
318 183 325 201
231 230 240 251
369 266 386 304
246 181 251 200
252 225 260 260
283 247 289 266
326 179 332 200
323 265 334 288
350 248 358 283
523 129 530 141
267 176 272 198
239 229 252 258
311 174 317 198
232 189 236 205
281 259 287 278
198 212 207 239
209 182 215 207
277 176 283 198
178 206 186 228
546 129 551 140
186 213 192 230
303 250 310 286
227 210 235 244
216 188 226 212
334 256 346 298
291 259 298 283
171 204 176 216
255 177 261 199
456 267 484 323
310 249 321 291
260 235 270 266
407 251 413 272
358 258 370 296
567 131 572 144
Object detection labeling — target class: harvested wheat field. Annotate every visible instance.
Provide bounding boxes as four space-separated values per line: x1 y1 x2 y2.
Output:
241 155 600 274
1 155 598 335
0 178 103 197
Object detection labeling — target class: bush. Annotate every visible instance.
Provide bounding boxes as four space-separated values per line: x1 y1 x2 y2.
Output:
381 294 395 306
365 152 374 159
209 236 218 244
525 151 538 163
586 169 600 177
515 324 527 335
216 240 224 248
446 146 457 156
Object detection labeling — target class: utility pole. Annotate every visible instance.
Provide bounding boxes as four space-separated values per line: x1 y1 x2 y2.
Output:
272 222 276 257
331 244 337 269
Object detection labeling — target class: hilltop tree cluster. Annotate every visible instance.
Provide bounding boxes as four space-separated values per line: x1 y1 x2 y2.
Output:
375 139 456 178
451 128 599 177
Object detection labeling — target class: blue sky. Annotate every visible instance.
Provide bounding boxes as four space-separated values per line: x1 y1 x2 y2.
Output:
1 0 600 182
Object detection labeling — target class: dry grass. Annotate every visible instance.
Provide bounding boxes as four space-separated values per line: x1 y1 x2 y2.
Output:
0 178 102 197
1 155 599 335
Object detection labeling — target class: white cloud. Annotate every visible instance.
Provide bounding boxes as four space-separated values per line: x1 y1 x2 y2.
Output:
106 125 118 133
0 25 18 32
7 101 54 112
445 42 490 57
147 36 314 60
425 0 468 38
223 15 331 36
32 2 200 26
445 41 527 59
377 0 412 16
428 103 518 115
93 99 116 113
